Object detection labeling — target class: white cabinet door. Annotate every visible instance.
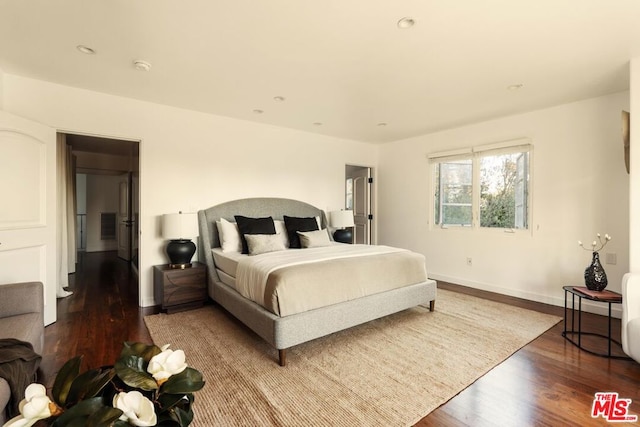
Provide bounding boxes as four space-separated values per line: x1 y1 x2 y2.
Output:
0 110 56 325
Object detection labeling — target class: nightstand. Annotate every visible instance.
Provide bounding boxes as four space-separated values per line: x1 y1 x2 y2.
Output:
154 262 207 313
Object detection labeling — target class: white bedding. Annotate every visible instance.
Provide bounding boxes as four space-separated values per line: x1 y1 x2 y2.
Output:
211 247 244 278
237 244 416 315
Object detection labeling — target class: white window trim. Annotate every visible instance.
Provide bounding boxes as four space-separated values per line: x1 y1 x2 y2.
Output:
427 138 533 234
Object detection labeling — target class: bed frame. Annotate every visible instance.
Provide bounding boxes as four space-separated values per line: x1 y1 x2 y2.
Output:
198 197 437 366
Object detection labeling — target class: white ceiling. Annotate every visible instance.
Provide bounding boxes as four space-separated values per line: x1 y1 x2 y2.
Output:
1 0 639 143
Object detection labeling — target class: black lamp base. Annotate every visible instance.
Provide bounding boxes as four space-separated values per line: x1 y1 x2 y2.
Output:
166 239 196 269
333 228 353 244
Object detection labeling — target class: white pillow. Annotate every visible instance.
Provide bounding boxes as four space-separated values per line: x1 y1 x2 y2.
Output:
297 229 332 248
216 218 242 253
274 220 290 248
245 233 287 255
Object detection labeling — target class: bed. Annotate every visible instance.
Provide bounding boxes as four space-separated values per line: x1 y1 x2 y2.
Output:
198 197 437 365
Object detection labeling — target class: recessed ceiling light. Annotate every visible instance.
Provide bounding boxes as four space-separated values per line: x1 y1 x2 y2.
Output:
397 17 415 29
133 60 152 71
253 109 264 114
273 96 286 102
76 45 96 55
507 84 524 90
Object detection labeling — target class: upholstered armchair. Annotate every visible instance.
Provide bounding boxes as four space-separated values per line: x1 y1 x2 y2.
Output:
622 273 640 363
0 281 45 424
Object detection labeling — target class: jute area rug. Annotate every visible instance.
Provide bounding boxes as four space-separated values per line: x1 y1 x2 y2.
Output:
144 289 561 427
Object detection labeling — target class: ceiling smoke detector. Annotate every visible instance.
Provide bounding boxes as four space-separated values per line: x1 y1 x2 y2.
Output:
133 60 152 71
397 17 415 29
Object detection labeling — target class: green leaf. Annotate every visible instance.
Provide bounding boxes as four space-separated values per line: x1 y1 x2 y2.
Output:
172 406 194 427
117 354 146 372
59 417 89 427
162 368 205 394
66 367 115 405
115 356 158 391
86 406 124 427
52 397 114 426
52 356 83 406
155 419 181 427
157 393 190 413
120 342 162 363
156 405 194 427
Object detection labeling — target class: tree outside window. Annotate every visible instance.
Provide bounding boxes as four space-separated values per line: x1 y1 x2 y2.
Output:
431 143 530 230
479 151 528 229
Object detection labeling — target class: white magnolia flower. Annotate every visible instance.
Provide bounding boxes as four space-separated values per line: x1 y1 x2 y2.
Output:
578 233 612 252
147 345 188 383
112 391 157 426
4 383 56 427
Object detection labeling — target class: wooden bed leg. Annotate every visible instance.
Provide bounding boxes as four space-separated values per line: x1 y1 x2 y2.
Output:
279 349 287 366
429 300 435 312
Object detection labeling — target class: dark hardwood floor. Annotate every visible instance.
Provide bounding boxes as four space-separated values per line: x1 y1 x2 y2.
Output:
43 252 640 426
41 251 159 389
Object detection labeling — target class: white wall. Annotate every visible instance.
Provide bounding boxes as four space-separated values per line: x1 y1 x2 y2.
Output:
2 74 377 307
0 68 4 110
629 58 640 272
85 174 120 252
377 91 630 315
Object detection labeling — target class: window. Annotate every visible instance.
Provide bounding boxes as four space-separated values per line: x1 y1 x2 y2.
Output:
430 141 531 230
434 159 472 226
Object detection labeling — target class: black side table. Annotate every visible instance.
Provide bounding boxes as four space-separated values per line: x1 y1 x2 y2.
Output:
562 285 630 359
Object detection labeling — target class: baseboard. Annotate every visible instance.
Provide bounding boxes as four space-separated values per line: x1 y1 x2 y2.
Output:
428 273 622 319
141 296 157 308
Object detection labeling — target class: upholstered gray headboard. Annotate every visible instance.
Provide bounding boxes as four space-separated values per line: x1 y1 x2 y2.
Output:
197 198 328 291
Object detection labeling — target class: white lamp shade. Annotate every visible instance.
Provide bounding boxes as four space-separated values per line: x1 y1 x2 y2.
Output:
162 213 198 239
329 210 355 228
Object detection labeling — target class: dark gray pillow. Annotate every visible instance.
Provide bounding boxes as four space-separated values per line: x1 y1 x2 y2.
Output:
234 215 276 254
284 216 319 248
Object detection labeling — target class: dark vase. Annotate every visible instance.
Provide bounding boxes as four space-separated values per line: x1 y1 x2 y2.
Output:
584 251 608 291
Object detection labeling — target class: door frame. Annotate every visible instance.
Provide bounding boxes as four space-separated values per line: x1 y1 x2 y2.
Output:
60 130 141 299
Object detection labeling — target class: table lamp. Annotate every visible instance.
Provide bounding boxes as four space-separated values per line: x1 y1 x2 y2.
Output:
162 212 199 269
329 210 354 244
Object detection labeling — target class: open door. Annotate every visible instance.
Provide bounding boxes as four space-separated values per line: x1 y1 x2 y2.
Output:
347 165 372 244
0 111 57 325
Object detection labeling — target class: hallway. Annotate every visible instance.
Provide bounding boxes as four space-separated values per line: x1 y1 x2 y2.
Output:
41 251 159 387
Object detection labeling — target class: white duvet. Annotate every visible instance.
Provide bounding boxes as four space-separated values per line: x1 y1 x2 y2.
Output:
234 244 407 307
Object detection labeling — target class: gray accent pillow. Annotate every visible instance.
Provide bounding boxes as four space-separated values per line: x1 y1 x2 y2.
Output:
245 233 287 255
297 229 332 248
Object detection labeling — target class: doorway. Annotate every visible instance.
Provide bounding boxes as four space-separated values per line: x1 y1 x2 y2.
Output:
64 133 140 274
345 165 373 244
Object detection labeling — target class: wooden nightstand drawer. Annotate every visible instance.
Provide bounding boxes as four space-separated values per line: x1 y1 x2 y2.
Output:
154 262 207 313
